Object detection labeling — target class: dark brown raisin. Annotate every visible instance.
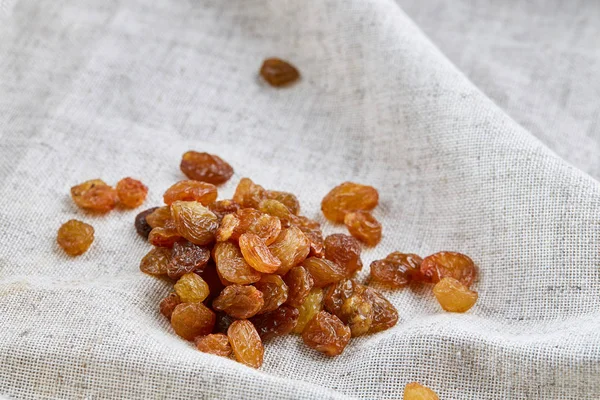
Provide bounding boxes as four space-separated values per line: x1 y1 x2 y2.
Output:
135 207 158 239
167 241 211 279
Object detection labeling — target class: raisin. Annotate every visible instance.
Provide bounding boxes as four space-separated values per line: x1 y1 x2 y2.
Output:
56 219 95 256
250 305 299 340
370 253 423 288
209 199 241 221
403 382 439 400
160 293 181 319
174 273 210 303
233 178 267 209
364 287 398 333
135 207 158 239
215 213 240 242
70 179 118 213
148 226 181 247
324 279 373 337
420 252 477 287
212 284 264 319
268 226 310 275
214 311 236 334
180 151 234 185
294 216 324 258
116 177 148 208
258 199 295 228
167 241 210 279
239 233 281 274
163 180 218 206
324 234 363 277
284 266 314 308
321 182 379 223
293 288 324 334
433 277 478 313
343 211 382 246
227 320 264 368
265 191 300 215
232 209 282 245
198 263 225 303
171 302 215 341
212 242 262 285
171 201 219 245
254 275 288 314
195 333 232 357
146 206 172 229
260 58 300 87
302 257 345 287
302 311 351 357
140 246 172 276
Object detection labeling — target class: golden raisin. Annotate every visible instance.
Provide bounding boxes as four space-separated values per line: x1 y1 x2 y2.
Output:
302 257 345 287
116 177 148 208
140 246 172 276
258 199 295 228
145 206 172 229
293 288 324 334
195 333 232 357
302 311 351 357
254 275 288 314
284 266 314 308
57 219 95 256
159 293 181 319
148 226 181 247
250 305 299 340
321 182 379 223
324 279 372 337
209 199 241 221
215 213 240 242
70 179 118 213
239 233 281 274
163 180 218 206
180 151 234 185
212 284 264 319
171 201 219 245
135 207 158 239
294 216 324 258
268 226 310 275
212 242 262 285
174 273 210 303
364 287 398 333
370 252 423 288
227 320 264 368
260 58 300 87
232 178 267 209
167 241 211 279
171 302 215 341
433 277 478 313
231 209 282 245
403 382 439 400
265 191 300 215
324 234 363 277
420 251 477 287
343 211 382 246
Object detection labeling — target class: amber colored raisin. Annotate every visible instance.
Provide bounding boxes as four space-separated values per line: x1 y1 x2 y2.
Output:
343 211 382 246
215 213 240 242
167 241 210 279
135 207 158 239
231 209 282 245
171 201 219 245
209 199 241 221
324 234 363 277
254 275 288 314
302 257 345 288
199 263 225 303
195 333 232 357
293 288 324 334
268 226 311 275
239 233 281 274
233 178 267 209
146 206 172 229
160 293 181 319
171 302 215 340
56 219 95 256
364 287 398 333
420 251 477 287
321 182 379 223
324 279 373 337
260 58 300 87
433 277 478 313
140 246 172 276
163 180 218 206
302 311 351 357
212 284 264 319
148 226 181 247
250 305 299 340
370 253 423 288
403 382 439 400
227 320 264 368
265 191 300 215
214 312 236 334
294 216 324 258
116 177 148 208
71 179 119 213
213 241 261 285
180 151 234 185
174 273 210 303
284 266 314 308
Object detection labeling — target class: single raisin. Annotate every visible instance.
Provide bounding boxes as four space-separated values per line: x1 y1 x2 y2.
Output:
268 226 310 275
231 209 282 245
135 207 158 239
215 213 240 242
284 266 314 308
212 284 264 319
148 226 181 247
370 253 423 288
364 287 398 333
171 302 215 340
324 234 363 277
57 219 95 256
140 246 172 276
163 180 218 206
258 199 295 228
293 288 324 334
116 177 148 208
260 58 300 87
324 279 372 337
233 178 267 209
146 206 172 229
403 382 439 400
195 333 232 357
227 320 264 368
209 199 241 221
433 277 478 313
302 257 345 287
160 293 181 319
343 211 382 246
239 233 281 274
254 275 288 314
420 251 477 287
212 242 262 285
250 305 299 340
70 179 119 213
171 201 219 245
302 311 351 357
174 273 210 303
321 182 379 223
167 241 210 279
265 191 300 215
180 151 234 185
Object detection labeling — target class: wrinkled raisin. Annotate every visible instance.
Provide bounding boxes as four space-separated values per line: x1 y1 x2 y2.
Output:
140 247 172 276
302 257 345 287
148 226 181 247
171 302 215 340
167 241 210 279
135 207 158 239
265 191 300 215
370 252 423 288
209 199 241 221
293 288 324 334
71 179 118 213
250 305 299 340
57 219 95 256
163 180 218 206
215 213 239 242
171 201 219 245
260 58 300 87
239 233 281 274
302 311 350 357
146 206 172 229
254 275 288 314
420 251 477 287
324 279 372 337
174 273 210 303
160 293 181 319
227 320 264 368
343 211 382 246
180 151 234 185
258 199 295 228
284 266 314 308
433 277 478 313
116 177 148 208
212 284 264 319
230 209 281 245
403 382 439 400
212 242 262 285
268 226 310 275
233 178 267 209
324 234 363 277
294 216 324 258
364 287 398 333
195 333 232 357
321 182 379 223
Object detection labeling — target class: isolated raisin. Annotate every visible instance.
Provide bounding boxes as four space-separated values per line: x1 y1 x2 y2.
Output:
254 275 288 314
364 287 398 333
265 191 300 215
171 201 219 245
174 273 210 303
160 293 181 319
324 234 363 277
140 247 172 276
199 263 225 303
214 312 236 334
370 253 423 288
227 320 264 368
251 305 299 340
212 284 264 319
209 199 241 221
57 219 95 256
116 177 148 208
239 233 281 274
171 302 215 340
167 241 210 279
180 151 234 185
148 226 181 247
293 288 324 334
321 182 379 223
284 266 314 308
71 179 119 213
420 252 477 287
163 180 218 206
146 206 172 229
433 277 478 313
324 279 372 337
233 178 267 209
260 58 300 87
294 216 324 258
195 333 232 357
403 382 439 400
302 311 350 357
135 207 158 239
302 257 345 287
212 242 262 285
343 211 382 246
268 226 311 275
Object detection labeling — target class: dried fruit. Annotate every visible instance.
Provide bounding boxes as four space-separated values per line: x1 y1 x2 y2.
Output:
174 273 210 303
57 219 95 256
135 207 158 239
214 312 236 334
265 191 300 215
324 234 363 277
293 288 324 334
148 226 181 247
254 275 288 314
180 151 234 185
321 182 379 223
364 287 398 333
284 266 314 308
250 305 299 340
420 251 477 287
212 242 262 285
227 320 264 368
268 226 310 275
343 211 382 246
198 263 225 303
433 277 478 313
258 199 295 228
146 206 172 229
370 252 423 288
403 382 439 400
163 180 218 206
234 209 282 245
212 284 264 319
209 199 241 221
171 201 219 245
140 246 172 276
194 333 232 357
239 233 281 274
160 293 181 319
171 302 215 340
233 178 267 209
294 216 324 258
324 279 373 336
302 311 351 356
260 58 300 87
167 241 210 279
116 177 148 208
71 179 118 213
215 213 240 242
302 257 345 287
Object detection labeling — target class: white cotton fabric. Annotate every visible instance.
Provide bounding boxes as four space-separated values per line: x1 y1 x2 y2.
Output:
0 0 598 399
